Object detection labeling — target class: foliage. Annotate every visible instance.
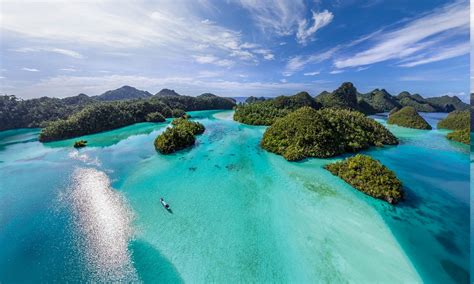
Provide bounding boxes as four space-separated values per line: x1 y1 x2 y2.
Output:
437 110 470 130
171 108 186 118
261 107 398 161
446 128 470 145
357 89 401 112
315 82 359 110
154 126 195 154
95 85 152 101
245 96 267 104
171 117 205 135
325 154 404 204
73 140 87 148
145 112 166 122
387 106 432 130
425 95 469 112
234 91 319 125
0 94 94 131
154 118 205 154
39 100 172 142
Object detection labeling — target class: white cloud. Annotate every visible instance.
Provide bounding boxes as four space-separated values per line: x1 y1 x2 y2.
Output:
356 66 370 71
60 68 77 72
21 67 39 72
296 10 333 44
235 0 332 45
11 47 84 58
2 0 261 67
193 55 235 67
334 0 469 68
329 70 343 74
280 78 287 83
398 42 469 67
303 71 320 76
253 49 275 60
284 47 338 75
235 0 305 35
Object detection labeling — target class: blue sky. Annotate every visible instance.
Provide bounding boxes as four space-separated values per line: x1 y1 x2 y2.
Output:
0 0 470 101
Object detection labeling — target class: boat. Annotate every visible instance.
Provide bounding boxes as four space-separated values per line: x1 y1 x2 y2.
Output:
160 197 170 210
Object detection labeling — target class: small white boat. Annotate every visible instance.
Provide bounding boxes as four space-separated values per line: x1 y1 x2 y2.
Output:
160 197 170 210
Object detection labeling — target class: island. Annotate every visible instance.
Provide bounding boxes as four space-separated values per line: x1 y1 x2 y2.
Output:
325 154 404 204
35 87 235 142
145 112 166 122
437 110 470 145
446 128 470 145
233 91 318 125
260 107 398 161
437 110 470 130
387 106 432 130
154 118 205 154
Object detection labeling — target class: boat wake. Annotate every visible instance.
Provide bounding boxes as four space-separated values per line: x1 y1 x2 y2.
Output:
64 167 137 282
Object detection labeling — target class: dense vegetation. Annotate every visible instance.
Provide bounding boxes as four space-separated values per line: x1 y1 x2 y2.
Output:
154 118 205 154
171 108 186 118
425 95 469 112
355 90 468 113
446 128 470 145
387 106 432 130
145 112 166 122
0 94 94 131
1 86 235 134
357 89 401 112
94 85 152 101
261 107 398 161
437 110 470 130
171 117 205 135
33 88 233 141
234 91 319 125
39 100 172 142
315 82 359 110
245 96 267 104
325 154 404 204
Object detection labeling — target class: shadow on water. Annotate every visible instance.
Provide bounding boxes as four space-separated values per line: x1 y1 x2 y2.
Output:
129 240 183 283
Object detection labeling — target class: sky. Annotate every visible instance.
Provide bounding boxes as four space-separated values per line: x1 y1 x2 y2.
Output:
0 0 470 101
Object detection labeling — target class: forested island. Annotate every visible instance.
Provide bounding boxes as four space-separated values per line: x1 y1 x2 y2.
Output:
325 155 404 204
260 107 398 161
16 86 236 142
387 106 432 130
437 110 470 144
154 117 205 154
234 82 468 127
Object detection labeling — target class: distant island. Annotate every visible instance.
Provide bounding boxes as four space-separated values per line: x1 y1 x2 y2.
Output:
0 86 235 136
8 86 234 142
234 82 469 127
387 106 432 130
437 110 470 144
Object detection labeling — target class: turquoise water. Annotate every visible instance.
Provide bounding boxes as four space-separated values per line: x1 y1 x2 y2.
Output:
0 110 469 283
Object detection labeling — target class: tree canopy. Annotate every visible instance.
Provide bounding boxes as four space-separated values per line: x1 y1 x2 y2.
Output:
261 107 398 161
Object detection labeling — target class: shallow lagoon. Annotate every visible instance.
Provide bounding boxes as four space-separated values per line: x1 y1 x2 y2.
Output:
0 110 469 283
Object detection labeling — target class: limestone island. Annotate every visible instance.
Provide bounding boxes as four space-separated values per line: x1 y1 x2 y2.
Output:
446 128 470 145
387 106 432 130
154 117 205 154
325 154 404 204
437 110 470 130
260 107 398 161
